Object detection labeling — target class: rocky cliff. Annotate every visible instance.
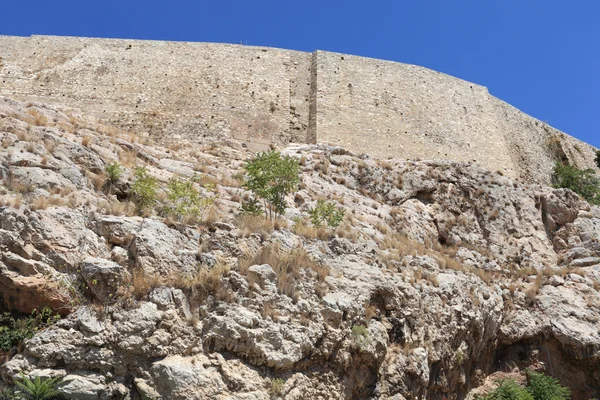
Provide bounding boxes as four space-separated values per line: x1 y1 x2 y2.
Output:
0 97 599 399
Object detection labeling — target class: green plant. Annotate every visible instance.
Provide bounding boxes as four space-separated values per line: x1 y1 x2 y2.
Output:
0 308 60 352
351 324 370 349
269 378 286 397
240 198 263 216
595 150 600 169
0 387 16 400
526 370 570 400
104 162 123 183
14 374 61 400
131 166 158 212
552 162 600 205
308 200 345 228
479 379 533 400
164 175 215 221
243 150 299 220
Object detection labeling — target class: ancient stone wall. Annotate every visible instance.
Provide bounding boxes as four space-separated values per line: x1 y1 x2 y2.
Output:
313 50 598 183
0 35 597 183
0 35 313 149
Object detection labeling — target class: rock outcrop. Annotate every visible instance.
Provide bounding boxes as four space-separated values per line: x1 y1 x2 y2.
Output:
0 96 599 399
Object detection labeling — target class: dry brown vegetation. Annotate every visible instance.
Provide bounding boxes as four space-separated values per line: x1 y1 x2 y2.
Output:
239 244 329 301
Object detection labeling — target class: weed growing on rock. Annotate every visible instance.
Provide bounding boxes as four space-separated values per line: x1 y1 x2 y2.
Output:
308 200 345 228
104 161 123 183
596 150 600 169
164 175 215 222
269 378 286 397
0 308 60 352
14 373 62 400
351 325 370 349
131 166 158 213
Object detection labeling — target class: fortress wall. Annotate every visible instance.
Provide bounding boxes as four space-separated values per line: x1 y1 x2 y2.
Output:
0 35 312 146
314 50 598 182
0 35 597 183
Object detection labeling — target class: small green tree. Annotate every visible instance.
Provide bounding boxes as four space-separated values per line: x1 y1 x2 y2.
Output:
243 150 299 220
131 166 158 213
479 379 533 400
14 374 62 400
595 150 600 169
552 162 600 205
104 162 123 183
164 175 215 222
526 370 570 400
308 200 345 228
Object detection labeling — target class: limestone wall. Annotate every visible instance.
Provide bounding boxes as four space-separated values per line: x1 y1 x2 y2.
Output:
0 35 313 147
313 51 598 183
0 35 597 183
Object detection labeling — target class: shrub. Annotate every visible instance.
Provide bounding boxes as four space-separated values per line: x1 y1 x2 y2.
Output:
131 166 158 212
269 378 286 397
595 150 600 169
240 198 263 216
104 162 123 183
308 200 345 228
552 162 600 205
243 150 299 220
14 374 62 400
164 175 215 222
479 371 571 400
526 370 570 400
351 324 370 349
479 379 533 400
0 387 15 400
0 308 60 352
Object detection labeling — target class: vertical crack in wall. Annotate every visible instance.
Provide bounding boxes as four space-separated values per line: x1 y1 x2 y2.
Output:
308 51 318 144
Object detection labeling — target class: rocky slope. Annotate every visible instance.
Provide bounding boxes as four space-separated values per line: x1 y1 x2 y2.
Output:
0 96 599 399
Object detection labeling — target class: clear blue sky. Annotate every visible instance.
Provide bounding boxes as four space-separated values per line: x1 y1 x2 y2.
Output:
1 0 599 148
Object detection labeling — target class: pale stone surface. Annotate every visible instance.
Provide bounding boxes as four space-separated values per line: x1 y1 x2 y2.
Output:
0 97 600 398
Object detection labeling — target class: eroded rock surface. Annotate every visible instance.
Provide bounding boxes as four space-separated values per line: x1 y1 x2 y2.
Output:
1 97 599 399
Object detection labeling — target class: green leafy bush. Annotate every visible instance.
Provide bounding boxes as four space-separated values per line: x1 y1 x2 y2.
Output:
552 162 600 205
104 161 123 183
479 370 571 400
0 308 60 352
14 374 62 400
479 379 533 400
131 166 158 212
595 150 600 169
526 370 570 400
164 175 215 222
243 150 299 220
308 200 345 228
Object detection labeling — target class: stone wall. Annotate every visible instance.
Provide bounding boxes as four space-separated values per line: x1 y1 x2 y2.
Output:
0 35 313 148
0 35 597 183
313 50 598 183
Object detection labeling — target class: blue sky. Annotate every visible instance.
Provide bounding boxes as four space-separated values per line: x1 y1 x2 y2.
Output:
1 0 599 148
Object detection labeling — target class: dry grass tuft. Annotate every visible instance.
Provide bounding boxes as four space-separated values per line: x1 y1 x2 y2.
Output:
82 135 93 147
239 244 328 300
236 215 275 239
119 149 138 167
30 196 49 211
